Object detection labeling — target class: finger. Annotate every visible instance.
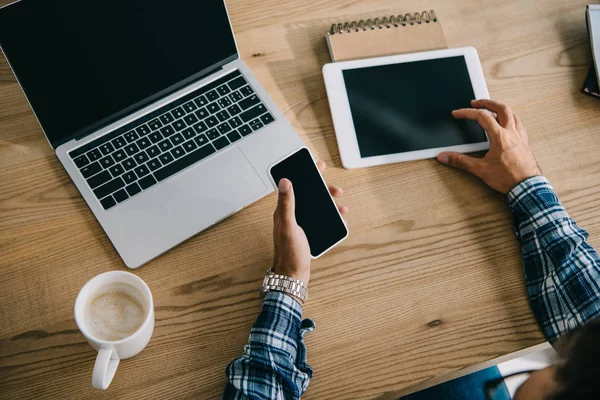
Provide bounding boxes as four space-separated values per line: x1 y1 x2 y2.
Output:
317 161 326 172
338 205 349 215
452 108 501 143
276 179 296 226
513 113 529 141
471 99 515 129
329 185 343 197
437 152 484 177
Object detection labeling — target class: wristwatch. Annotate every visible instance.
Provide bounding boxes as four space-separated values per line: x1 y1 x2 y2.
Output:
261 268 308 303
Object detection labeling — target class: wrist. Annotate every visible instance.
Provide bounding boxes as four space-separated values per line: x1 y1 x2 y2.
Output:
273 265 310 286
261 268 308 303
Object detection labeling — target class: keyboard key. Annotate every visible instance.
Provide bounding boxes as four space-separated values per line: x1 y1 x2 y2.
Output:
194 134 209 147
147 158 162 171
170 133 184 146
229 91 243 102
139 175 158 190
195 107 209 119
125 143 140 156
239 95 261 110
146 145 161 158
87 170 112 189
228 76 247 90
217 84 231 96
111 136 127 149
227 104 242 116
183 101 197 113
170 145 185 159
218 97 232 108
172 119 186 131
100 196 117 210
183 140 198 153
171 106 185 119
261 113 275 125
158 139 173 152
124 131 139 143
182 127 196 140
136 137 151 150
206 116 219 127
238 125 253 136
240 104 267 123
206 90 219 101
251 121 264 131
113 149 127 162
148 131 163 143
216 110 230 122
207 128 220 140
87 149 102 161
126 182 142 197
122 157 137 171
217 122 232 135
194 95 208 107
213 136 230 150
94 177 125 200
109 164 125 177
207 103 221 114
227 131 242 143
136 125 150 136
159 152 174 165
159 113 174 124
81 162 102 178
148 119 162 130
74 154 89 168
154 143 216 182
134 164 150 178
229 116 243 128
122 171 137 184
160 125 175 137
183 113 198 126
100 155 115 168
99 143 115 155
240 85 254 97
113 189 129 203
193 121 208 134
134 152 149 164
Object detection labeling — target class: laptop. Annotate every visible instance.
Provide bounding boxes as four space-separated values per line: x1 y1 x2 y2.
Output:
0 0 303 268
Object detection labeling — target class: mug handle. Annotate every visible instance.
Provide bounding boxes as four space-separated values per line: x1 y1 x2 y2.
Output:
92 347 120 390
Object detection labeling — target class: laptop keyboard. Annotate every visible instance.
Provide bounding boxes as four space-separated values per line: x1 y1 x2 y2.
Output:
68 70 275 211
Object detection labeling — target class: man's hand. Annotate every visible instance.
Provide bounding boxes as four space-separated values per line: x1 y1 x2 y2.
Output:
273 161 348 286
437 99 542 194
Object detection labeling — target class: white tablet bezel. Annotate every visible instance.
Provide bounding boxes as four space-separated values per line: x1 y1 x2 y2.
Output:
323 47 491 169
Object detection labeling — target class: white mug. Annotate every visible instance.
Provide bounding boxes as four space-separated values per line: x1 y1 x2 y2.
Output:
74 271 154 389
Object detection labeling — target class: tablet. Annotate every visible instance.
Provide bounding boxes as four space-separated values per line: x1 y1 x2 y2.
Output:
323 47 490 169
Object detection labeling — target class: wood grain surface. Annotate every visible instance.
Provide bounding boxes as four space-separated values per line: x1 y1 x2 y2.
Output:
1 0 600 399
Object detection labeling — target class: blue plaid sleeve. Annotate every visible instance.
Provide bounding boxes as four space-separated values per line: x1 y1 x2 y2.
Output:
509 176 600 343
222 291 315 400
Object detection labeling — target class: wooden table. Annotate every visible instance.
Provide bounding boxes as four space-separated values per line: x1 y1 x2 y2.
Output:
1 0 599 398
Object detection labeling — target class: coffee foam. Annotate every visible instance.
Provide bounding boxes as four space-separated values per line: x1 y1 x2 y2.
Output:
85 283 146 341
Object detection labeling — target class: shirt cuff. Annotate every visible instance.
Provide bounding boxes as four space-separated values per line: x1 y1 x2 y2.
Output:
508 176 570 240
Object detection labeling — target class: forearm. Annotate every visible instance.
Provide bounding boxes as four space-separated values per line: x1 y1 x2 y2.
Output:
223 291 315 400
509 176 600 343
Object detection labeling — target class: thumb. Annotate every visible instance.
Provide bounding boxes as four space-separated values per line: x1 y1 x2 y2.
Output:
437 152 483 177
276 178 296 225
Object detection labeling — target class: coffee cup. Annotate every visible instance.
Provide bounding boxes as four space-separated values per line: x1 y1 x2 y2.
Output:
74 271 154 389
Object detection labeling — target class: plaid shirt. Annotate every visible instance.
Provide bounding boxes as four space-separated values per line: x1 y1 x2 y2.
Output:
223 176 600 399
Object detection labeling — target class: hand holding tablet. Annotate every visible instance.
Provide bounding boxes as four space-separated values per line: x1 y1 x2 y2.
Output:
323 47 491 169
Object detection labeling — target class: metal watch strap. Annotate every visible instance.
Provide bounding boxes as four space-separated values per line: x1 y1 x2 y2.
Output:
261 269 308 303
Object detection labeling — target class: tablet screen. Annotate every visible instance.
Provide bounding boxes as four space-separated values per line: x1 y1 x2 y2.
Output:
342 56 487 158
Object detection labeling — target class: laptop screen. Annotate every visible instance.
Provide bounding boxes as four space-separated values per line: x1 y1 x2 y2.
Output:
0 0 238 148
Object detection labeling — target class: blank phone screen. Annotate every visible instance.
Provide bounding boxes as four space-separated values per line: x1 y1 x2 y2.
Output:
270 148 348 257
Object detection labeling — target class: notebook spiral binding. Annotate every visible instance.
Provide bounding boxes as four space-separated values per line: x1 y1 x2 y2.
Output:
329 10 438 35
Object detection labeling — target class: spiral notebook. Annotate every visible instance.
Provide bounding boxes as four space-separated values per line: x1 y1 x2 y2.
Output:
326 10 448 62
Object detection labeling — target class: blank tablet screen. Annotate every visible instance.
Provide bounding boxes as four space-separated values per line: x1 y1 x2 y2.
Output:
342 56 487 158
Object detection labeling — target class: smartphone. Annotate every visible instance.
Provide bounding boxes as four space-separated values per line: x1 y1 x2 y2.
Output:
269 147 349 258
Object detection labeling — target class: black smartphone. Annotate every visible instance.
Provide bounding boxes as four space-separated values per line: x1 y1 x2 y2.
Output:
269 147 348 258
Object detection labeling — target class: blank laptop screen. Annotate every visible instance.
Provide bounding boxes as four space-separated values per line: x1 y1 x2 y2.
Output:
0 0 237 147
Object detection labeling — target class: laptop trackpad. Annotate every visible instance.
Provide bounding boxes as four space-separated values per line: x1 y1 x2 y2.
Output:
158 147 267 236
